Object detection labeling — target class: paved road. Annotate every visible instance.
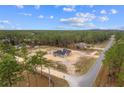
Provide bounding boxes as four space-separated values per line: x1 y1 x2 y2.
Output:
65 35 115 87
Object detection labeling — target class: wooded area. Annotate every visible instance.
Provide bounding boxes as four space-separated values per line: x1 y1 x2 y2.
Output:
0 30 111 48
95 32 124 86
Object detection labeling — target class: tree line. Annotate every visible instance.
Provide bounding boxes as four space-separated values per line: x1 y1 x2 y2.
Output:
103 32 124 86
0 30 111 48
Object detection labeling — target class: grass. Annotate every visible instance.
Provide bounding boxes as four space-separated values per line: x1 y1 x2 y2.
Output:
74 57 96 75
48 61 67 73
55 62 67 73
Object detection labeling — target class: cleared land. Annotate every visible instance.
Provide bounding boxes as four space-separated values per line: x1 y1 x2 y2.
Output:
28 46 100 75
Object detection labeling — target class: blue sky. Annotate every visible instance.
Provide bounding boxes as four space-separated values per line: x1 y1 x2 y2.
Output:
0 5 124 30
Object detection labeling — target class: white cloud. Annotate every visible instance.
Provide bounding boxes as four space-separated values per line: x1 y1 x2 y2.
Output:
34 5 40 10
63 6 76 12
110 9 118 14
0 20 10 24
50 16 54 19
38 15 44 19
60 12 96 28
99 16 109 22
100 9 118 15
19 13 32 16
76 12 96 21
100 9 107 14
16 5 24 9
0 20 22 30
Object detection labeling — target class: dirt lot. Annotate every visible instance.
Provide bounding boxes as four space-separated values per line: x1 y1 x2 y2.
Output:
29 46 100 63
44 49 83 64
28 46 100 75
15 44 107 87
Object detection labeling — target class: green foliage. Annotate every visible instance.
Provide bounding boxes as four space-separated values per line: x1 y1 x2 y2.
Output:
0 30 111 47
20 43 28 59
0 54 24 86
26 51 48 73
0 42 16 56
103 35 124 86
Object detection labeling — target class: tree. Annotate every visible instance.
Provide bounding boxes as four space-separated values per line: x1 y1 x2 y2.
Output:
27 54 41 86
36 51 46 77
20 43 31 86
104 42 124 86
0 42 16 56
0 31 111 48
36 51 52 87
45 61 52 87
20 43 28 61
27 50 52 87
0 53 24 87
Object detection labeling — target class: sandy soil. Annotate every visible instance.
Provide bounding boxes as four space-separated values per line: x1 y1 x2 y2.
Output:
43 49 98 63
15 48 100 87
28 47 99 75
44 50 82 63
17 46 99 75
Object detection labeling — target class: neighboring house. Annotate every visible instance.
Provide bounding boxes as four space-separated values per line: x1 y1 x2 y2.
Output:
75 42 91 49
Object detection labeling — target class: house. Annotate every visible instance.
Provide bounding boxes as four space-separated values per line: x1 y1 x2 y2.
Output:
53 48 71 57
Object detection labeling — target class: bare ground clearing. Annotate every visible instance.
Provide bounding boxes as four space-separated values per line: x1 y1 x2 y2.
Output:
27 46 100 75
